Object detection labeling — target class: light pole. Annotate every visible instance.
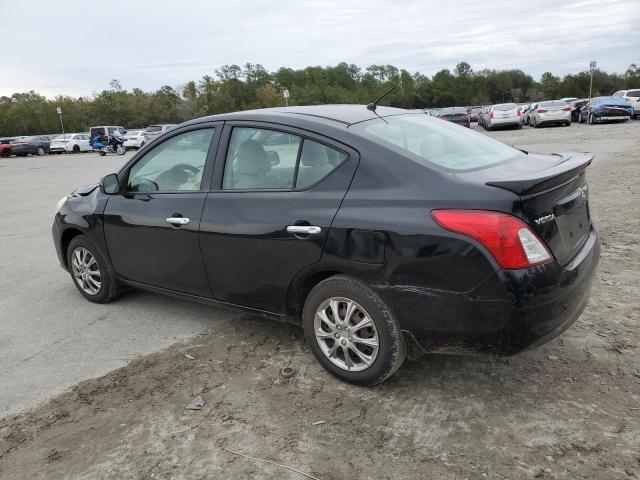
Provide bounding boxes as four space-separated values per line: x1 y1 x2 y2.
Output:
588 61 597 99
283 89 290 107
56 107 67 153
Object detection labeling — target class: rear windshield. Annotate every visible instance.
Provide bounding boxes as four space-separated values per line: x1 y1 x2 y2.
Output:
627 90 640 97
353 114 521 171
539 101 568 108
146 125 162 132
493 103 517 111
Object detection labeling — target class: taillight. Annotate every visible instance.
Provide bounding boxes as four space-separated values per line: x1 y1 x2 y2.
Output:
440 115 449 120
517 109 522 116
489 111 494 119
537 109 546 113
563 107 571 112
431 210 553 269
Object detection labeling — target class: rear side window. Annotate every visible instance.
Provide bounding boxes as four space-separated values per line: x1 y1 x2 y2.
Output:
355 114 521 171
223 127 301 190
296 140 347 188
222 128 346 190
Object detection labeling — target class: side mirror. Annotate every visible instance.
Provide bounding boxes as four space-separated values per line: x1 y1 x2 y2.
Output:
100 173 120 194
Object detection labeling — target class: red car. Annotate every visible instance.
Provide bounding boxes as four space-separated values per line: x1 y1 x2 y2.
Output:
0 138 13 158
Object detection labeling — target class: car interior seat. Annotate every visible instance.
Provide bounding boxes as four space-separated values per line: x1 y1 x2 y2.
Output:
233 140 280 189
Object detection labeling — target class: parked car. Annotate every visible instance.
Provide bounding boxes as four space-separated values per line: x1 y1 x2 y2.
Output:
143 124 176 143
529 100 572 127
10 135 51 156
485 103 522 130
49 133 92 154
89 126 126 147
0 138 13 158
478 105 490 128
518 104 530 124
612 89 640 118
123 130 146 150
569 99 588 122
436 107 470 127
52 105 599 385
578 97 634 124
467 106 482 122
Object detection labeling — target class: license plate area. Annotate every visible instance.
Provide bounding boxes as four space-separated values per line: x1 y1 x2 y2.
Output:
554 184 590 253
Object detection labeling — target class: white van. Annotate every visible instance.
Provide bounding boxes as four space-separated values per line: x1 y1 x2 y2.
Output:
89 126 126 146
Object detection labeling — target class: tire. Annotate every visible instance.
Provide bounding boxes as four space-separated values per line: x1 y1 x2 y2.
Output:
589 114 596 125
36 146 45 156
67 235 122 303
116 145 126 155
2 151 10 158
72 144 80 153
302 275 406 386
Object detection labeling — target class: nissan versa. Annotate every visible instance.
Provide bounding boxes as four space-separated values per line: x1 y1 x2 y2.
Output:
52 105 600 385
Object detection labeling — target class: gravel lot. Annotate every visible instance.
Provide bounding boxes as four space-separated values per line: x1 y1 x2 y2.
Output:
1 122 639 479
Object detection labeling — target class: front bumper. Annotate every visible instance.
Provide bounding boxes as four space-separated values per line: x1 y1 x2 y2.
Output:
381 228 600 357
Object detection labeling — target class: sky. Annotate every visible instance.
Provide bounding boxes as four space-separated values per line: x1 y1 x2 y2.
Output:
1 0 638 98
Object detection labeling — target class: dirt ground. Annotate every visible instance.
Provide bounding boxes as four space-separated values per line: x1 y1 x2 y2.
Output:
1 121 639 480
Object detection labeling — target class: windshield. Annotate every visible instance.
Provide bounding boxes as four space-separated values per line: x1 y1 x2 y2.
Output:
539 101 567 108
494 103 517 111
126 130 141 136
146 125 162 132
627 90 640 97
353 114 521 171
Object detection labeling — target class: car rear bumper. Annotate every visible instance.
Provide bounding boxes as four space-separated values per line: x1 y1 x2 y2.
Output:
490 117 520 126
380 227 600 357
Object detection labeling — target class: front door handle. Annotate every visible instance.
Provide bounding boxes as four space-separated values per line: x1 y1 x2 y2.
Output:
166 217 190 225
287 225 321 235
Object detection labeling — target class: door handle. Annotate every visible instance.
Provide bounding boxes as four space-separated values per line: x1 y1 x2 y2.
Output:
287 225 321 235
166 217 190 225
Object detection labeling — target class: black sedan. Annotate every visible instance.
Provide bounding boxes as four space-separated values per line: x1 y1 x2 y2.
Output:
10 135 51 156
435 107 471 127
52 105 599 385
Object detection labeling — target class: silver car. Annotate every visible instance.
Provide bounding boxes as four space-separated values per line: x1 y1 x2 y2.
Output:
485 103 521 130
530 100 572 128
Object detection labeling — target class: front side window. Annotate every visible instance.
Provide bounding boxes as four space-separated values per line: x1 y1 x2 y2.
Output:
223 127 301 190
354 114 521 171
127 128 214 192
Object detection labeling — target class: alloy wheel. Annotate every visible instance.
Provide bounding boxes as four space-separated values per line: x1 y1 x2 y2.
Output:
314 297 379 371
71 247 102 295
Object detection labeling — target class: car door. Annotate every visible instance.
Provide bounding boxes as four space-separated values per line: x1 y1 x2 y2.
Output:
103 123 221 297
199 122 359 314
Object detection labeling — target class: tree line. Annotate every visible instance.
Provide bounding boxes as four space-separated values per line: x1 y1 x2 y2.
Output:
1 62 639 136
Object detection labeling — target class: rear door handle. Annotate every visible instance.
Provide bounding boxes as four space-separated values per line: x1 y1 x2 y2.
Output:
166 217 190 225
287 225 321 235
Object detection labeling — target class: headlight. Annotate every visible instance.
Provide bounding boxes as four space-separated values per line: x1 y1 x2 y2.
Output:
54 196 68 215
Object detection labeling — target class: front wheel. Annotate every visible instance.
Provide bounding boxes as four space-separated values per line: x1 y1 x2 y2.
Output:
303 275 406 386
589 114 596 125
67 235 122 303
116 145 126 155
36 146 45 156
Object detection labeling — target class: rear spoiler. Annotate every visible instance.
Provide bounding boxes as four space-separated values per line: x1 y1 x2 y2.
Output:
486 152 593 196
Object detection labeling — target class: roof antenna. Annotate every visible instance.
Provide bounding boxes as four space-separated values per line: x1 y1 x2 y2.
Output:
367 84 399 111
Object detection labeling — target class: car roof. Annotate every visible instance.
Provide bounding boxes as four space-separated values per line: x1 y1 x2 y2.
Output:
186 104 409 127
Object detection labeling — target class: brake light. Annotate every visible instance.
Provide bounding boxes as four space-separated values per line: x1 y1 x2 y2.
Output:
431 210 553 269
440 115 449 120
563 107 571 112
517 109 522 116
537 109 546 113
489 111 494 119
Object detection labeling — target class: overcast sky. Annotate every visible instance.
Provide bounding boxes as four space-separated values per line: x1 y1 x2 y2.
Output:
2 0 638 97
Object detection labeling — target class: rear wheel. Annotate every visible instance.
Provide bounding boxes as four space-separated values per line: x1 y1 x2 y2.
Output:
303 275 406 386
36 146 45 156
67 235 122 303
72 144 80 153
2 150 10 158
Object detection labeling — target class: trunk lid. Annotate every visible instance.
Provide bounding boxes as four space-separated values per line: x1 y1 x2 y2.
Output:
459 152 593 266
